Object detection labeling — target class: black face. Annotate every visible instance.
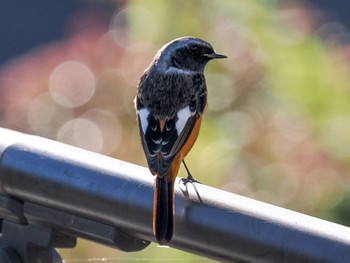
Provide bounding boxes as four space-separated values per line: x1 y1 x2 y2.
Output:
170 42 216 71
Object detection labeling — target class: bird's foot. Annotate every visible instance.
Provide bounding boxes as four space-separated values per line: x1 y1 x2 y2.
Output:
180 160 201 184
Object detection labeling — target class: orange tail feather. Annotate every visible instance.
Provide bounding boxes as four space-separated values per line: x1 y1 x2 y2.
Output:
153 174 174 244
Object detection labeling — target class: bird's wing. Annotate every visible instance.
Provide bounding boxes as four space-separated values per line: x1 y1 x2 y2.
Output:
136 85 206 177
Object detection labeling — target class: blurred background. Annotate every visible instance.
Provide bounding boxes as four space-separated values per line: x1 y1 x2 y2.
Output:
1 0 350 262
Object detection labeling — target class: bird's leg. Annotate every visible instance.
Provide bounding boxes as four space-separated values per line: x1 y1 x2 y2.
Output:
180 160 201 184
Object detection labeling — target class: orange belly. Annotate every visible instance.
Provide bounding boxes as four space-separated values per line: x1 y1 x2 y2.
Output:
166 115 203 181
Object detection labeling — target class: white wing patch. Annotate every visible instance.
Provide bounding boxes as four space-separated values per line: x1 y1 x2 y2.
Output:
175 106 192 135
138 108 150 134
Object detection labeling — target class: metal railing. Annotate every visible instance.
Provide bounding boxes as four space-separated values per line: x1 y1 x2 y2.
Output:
0 127 350 262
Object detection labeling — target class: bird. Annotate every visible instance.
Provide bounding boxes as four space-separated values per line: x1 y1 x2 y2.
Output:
134 36 226 244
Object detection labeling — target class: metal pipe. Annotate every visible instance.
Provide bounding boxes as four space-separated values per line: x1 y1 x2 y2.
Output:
1 128 350 262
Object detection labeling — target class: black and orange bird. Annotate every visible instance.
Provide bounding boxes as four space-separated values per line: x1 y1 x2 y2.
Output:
135 37 226 244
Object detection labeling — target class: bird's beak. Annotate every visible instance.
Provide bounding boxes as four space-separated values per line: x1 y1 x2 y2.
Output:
204 52 227 59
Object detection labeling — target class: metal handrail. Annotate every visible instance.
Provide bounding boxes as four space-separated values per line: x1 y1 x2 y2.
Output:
0 128 350 262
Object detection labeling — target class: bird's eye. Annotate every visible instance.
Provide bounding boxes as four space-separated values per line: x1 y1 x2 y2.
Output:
189 44 199 52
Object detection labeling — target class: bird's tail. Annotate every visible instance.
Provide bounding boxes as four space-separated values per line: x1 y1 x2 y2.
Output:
153 173 174 244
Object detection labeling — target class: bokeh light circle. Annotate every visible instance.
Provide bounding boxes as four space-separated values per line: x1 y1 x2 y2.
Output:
109 4 158 49
49 61 96 108
57 118 103 153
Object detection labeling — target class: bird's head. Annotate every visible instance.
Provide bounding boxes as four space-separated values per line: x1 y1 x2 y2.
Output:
155 37 227 73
